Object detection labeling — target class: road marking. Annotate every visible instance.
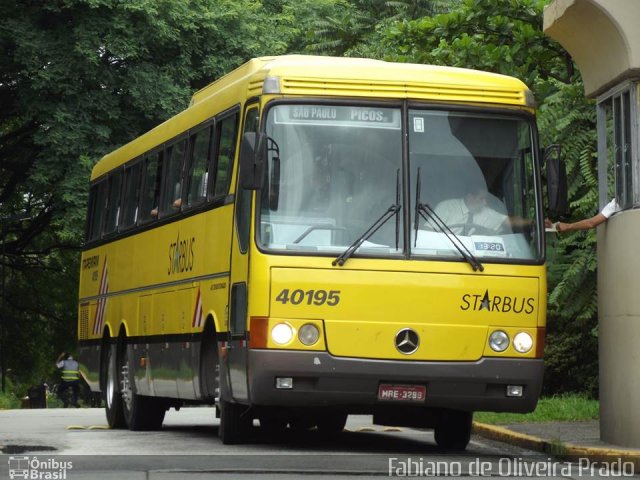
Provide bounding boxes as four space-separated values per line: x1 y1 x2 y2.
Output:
66 425 109 430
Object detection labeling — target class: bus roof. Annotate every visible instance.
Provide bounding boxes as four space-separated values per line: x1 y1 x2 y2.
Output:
91 55 534 180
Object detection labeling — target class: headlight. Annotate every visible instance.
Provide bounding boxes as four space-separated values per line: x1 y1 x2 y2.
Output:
513 332 533 353
298 324 320 346
489 330 509 352
271 323 294 345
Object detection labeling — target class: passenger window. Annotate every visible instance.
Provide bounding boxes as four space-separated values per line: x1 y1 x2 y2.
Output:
139 153 162 222
213 114 239 198
186 127 212 207
87 180 108 241
122 162 142 228
104 172 123 234
161 140 186 214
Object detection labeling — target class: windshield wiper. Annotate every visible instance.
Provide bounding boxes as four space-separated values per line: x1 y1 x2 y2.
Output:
414 168 484 272
333 170 401 267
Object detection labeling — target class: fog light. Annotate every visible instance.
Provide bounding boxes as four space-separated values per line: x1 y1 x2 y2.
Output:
276 377 293 389
489 330 509 352
513 332 534 353
271 323 294 345
298 324 320 346
506 385 524 397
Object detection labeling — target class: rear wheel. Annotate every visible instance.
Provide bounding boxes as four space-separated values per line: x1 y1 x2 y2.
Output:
434 410 472 451
199 323 219 402
121 345 166 430
104 342 125 429
218 399 252 445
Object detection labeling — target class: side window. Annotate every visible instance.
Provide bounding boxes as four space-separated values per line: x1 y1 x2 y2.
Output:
213 113 239 198
122 161 142 228
186 126 212 207
139 152 162 222
161 139 186 214
87 180 108 241
104 172 123 234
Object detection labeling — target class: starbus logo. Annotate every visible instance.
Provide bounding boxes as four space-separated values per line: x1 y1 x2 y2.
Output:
7 456 73 479
460 289 535 315
168 232 196 275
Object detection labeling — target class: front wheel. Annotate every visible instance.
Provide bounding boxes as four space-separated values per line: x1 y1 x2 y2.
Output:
218 399 252 445
434 410 472 451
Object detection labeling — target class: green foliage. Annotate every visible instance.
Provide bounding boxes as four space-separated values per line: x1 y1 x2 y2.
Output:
0 0 294 388
0 391 20 410
294 0 457 55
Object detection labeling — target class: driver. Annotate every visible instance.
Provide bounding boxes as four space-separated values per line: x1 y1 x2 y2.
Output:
432 187 510 235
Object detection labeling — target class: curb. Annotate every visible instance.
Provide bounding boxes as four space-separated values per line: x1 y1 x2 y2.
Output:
473 422 640 469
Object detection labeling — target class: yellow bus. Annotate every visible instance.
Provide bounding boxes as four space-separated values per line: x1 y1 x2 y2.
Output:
78 55 548 450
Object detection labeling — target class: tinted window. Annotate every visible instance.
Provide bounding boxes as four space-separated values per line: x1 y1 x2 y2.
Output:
105 172 123 234
187 127 212 207
161 140 186 214
87 181 108 241
213 114 238 197
122 162 142 228
140 152 162 222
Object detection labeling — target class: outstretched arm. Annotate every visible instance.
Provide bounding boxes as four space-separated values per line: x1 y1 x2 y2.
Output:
545 213 607 233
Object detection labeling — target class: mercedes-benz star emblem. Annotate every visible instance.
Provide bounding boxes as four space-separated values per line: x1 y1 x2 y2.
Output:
395 328 420 354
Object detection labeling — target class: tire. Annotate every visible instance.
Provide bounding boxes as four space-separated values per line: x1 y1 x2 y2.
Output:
317 412 348 435
434 410 473 451
104 342 126 429
121 344 166 431
199 323 219 402
218 399 252 445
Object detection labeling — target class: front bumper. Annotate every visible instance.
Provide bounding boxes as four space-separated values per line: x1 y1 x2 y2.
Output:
248 350 543 413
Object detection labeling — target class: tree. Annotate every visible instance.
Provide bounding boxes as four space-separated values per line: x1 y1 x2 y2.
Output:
0 0 293 390
291 0 457 56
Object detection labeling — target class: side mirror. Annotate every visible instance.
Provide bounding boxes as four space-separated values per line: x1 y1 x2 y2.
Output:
239 132 266 190
543 145 569 219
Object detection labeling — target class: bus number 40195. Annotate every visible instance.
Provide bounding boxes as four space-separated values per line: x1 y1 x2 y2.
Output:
275 288 341 306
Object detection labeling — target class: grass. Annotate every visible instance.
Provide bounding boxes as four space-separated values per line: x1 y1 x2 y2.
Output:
0 391 21 409
475 394 599 424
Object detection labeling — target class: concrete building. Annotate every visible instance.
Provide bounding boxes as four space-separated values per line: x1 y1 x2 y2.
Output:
544 0 640 447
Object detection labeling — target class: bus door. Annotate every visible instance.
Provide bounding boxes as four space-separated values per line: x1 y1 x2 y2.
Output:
226 105 259 402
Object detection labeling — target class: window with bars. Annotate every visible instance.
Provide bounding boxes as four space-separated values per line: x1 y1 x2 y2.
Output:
598 82 639 210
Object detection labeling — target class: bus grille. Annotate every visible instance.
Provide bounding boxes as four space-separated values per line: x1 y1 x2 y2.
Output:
79 305 89 340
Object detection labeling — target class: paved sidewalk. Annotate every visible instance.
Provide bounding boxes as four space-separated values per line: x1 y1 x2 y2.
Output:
473 420 640 467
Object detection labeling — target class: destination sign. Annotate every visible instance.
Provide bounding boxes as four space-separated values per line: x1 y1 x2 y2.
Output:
273 105 401 129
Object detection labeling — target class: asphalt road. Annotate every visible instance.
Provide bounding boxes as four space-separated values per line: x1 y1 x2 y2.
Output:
0 408 628 479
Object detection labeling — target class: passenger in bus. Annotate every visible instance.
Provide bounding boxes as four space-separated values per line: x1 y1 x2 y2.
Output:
545 198 620 232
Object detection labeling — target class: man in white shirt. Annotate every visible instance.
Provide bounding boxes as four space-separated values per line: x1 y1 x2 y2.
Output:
545 199 621 233
433 189 510 235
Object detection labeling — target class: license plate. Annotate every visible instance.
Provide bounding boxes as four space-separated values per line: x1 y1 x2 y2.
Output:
377 384 426 402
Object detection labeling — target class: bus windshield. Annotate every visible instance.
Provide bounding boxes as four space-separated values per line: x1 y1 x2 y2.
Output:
259 104 541 262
